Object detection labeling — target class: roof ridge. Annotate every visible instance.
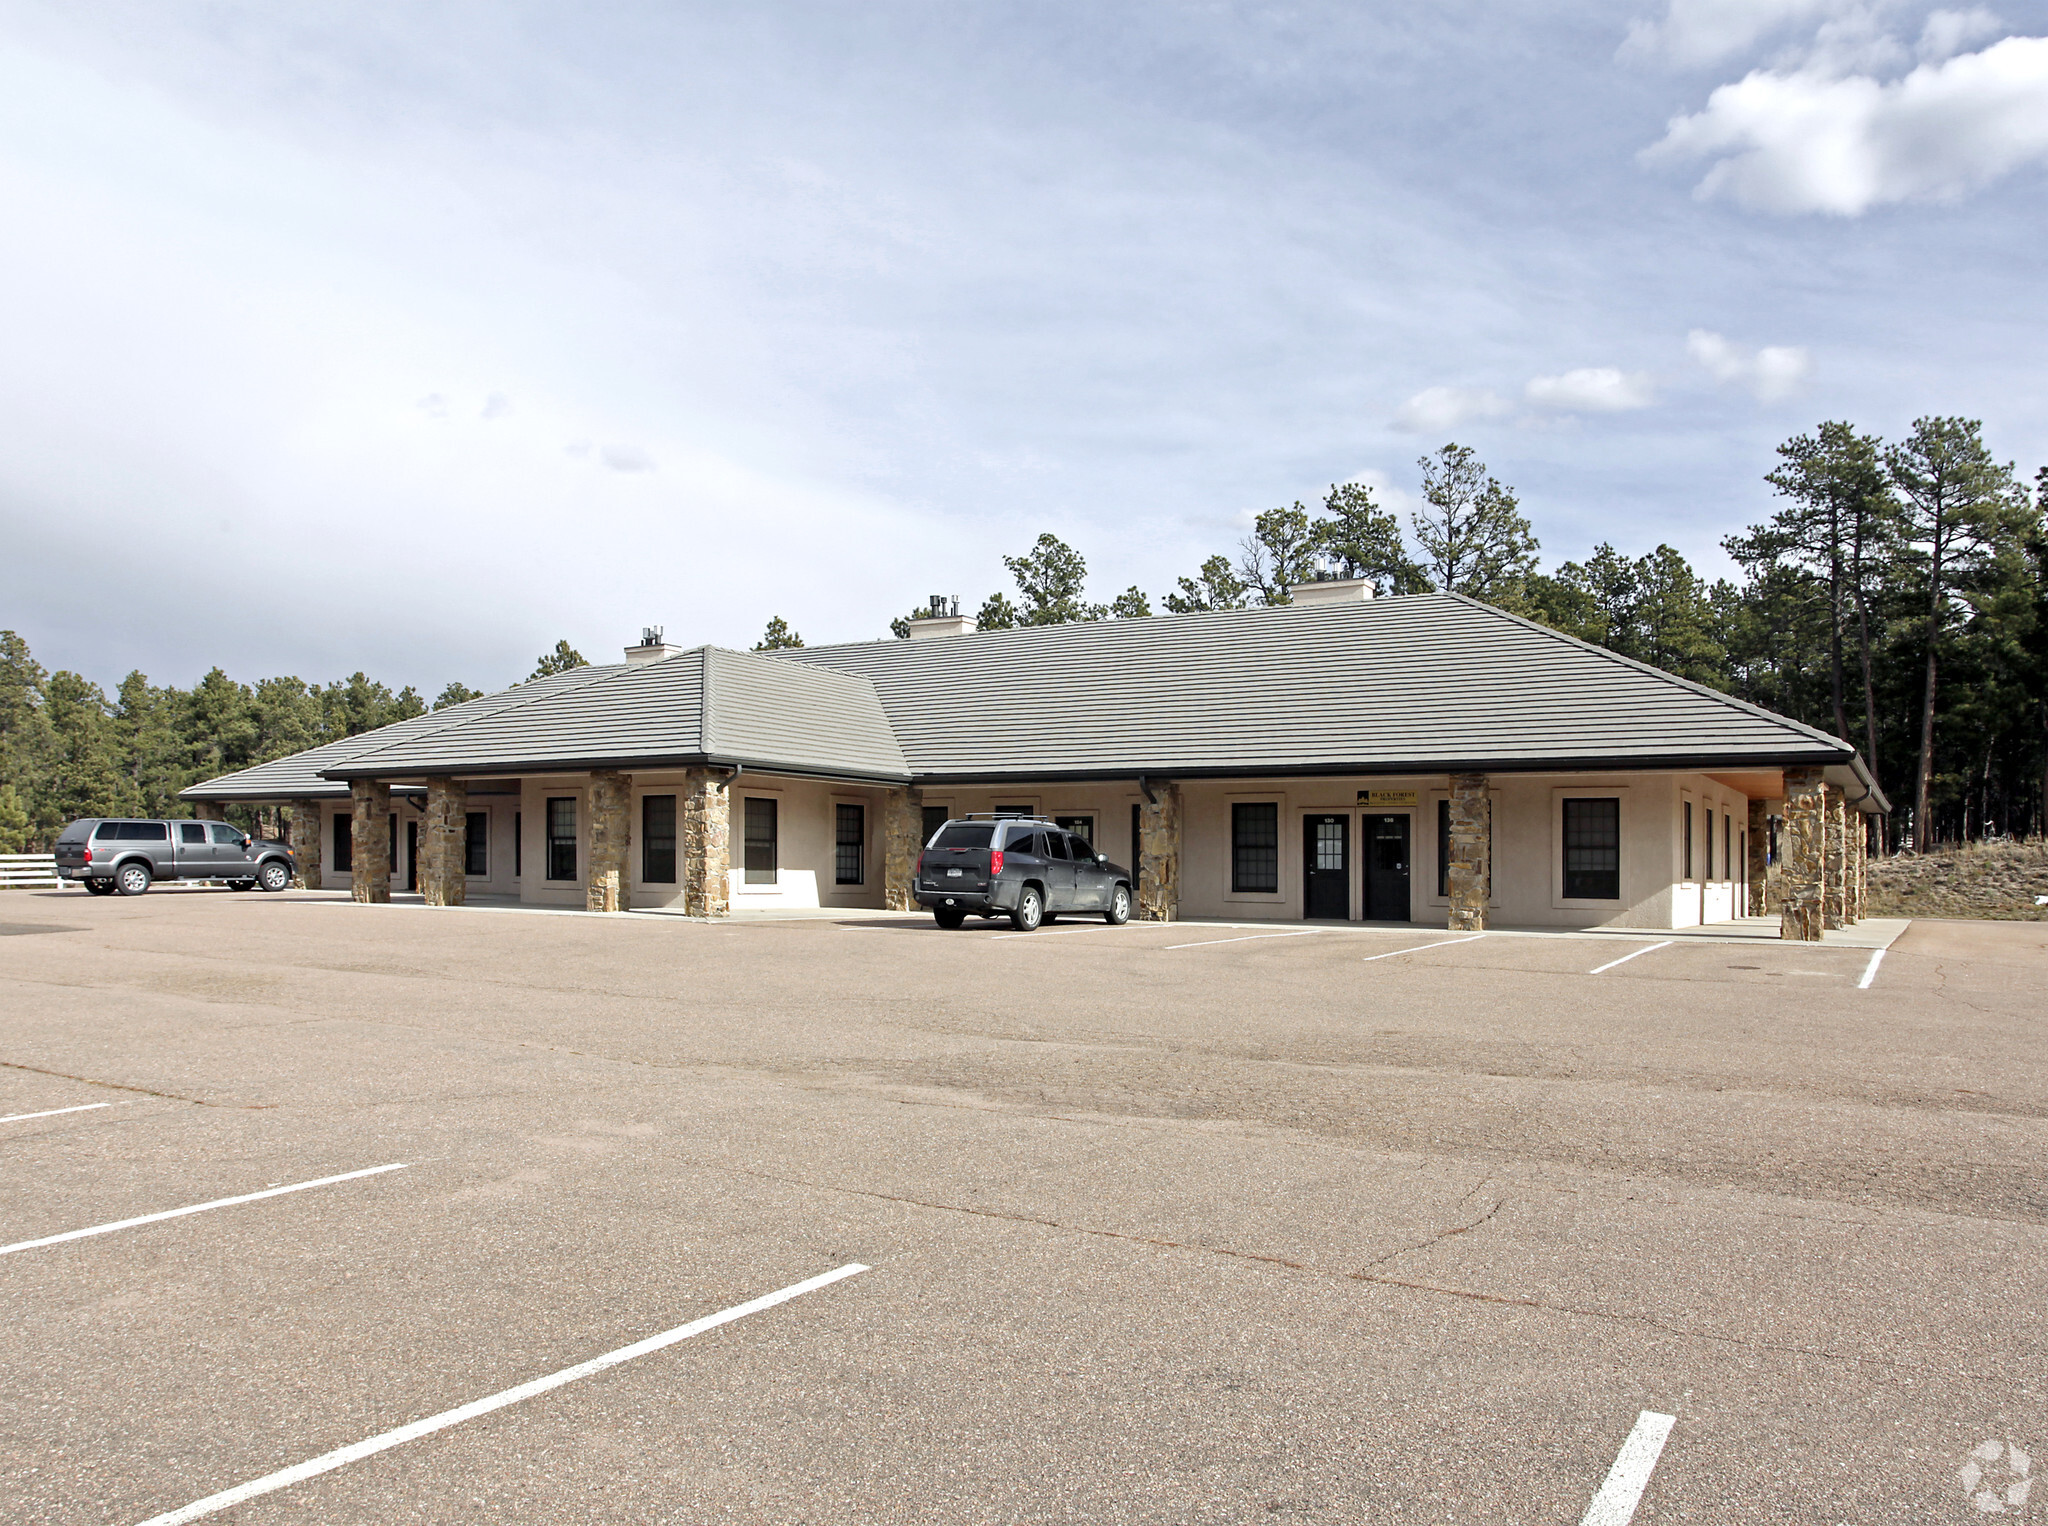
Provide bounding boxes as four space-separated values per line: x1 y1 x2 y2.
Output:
1438 592 1854 756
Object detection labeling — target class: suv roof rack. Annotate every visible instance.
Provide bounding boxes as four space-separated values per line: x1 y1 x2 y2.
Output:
958 812 1055 824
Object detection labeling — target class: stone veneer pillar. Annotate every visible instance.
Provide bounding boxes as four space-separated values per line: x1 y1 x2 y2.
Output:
1746 799 1769 916
681 768 731 918
350 781 391 904
194 801 227 823
1852 812 1869 921
586 771 632 913
1778 767 1825 941
419 778 468 907
1137 782 1181 922
1823 785 1847 930
289 800 323 890
1445 772 1491 932
881 785 925 911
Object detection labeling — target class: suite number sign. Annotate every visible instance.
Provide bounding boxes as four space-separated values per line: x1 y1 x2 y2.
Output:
1358 790 1419 808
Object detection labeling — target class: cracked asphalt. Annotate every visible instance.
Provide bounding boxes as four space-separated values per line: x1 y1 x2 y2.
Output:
1 892 2043 1524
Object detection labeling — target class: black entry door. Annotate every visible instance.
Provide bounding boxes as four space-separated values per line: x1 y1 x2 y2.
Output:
1303 814 1349 920
1365 814 1411 922
405 820 419 890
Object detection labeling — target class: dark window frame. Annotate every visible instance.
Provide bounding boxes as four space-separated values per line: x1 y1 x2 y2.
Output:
1705 808 1715 880
514 811 522 877
1231 801 1280 894
465 812 489 877
1562 797 1622 902
642 794 677 884
743 796 778 885
1683 800 1694 881
922 805 951 845
546 797 577 882
334 812 352 873
834 802 864 885
1053 815 1095 846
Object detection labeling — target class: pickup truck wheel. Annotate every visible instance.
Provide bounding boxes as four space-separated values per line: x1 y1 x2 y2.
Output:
1009 884 1044 932
257 861 291 892
933 907 966 930
116 862 153 896
1104 884 1132 925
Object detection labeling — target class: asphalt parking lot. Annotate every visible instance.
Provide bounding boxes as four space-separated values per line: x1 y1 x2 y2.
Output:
1 891 2042 1524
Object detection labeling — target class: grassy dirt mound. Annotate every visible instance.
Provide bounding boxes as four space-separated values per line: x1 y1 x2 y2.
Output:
1866 838 2048 921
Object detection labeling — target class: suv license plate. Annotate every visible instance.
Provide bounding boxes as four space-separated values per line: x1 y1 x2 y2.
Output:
946 868 963 877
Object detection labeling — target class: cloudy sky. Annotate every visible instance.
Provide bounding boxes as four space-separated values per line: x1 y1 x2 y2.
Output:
3 0 2044 693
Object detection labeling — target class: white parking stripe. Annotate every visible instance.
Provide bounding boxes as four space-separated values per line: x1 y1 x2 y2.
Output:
1579 1410 1675 1525
130 1262 871 1526
0 1163 409 1258
1360 934 1485 962
1588 941 1674 975
0 1101 129 1124
1163 930 1322 951
1857 948 1886 989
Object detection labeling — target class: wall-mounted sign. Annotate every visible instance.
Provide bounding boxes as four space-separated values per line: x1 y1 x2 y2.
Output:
1358 790 1419 808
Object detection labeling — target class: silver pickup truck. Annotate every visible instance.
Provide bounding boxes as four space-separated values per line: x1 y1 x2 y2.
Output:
53 818 296 896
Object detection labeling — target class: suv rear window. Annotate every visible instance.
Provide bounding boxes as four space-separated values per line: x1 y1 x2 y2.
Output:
930 823 993 851
59 821 97 842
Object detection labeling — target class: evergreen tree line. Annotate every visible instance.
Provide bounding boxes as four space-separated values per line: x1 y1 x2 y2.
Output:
0 639 589 850
842 417 2042 852
6 417 2041 854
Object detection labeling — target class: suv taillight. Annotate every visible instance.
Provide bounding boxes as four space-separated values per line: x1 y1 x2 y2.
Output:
989 849 1004 877
81 847 92 863
916 852 925 877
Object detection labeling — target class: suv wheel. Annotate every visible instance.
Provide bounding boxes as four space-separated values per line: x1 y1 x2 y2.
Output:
1010 884 1044 933
933 907 966 930
1104 884 1132 925
116 862 152 896
258 861 292 892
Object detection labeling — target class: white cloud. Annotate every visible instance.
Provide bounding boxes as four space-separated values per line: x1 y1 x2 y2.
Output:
1523 367 1656 412
1687 329 1814 399
1643 33 2048 214
1620 0 1845 68
1392 384 1511 433
1343 466 1419 519
599 443 655 472
1920 7 2002 61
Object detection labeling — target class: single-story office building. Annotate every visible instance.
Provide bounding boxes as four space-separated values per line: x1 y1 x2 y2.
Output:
183 586 1885 940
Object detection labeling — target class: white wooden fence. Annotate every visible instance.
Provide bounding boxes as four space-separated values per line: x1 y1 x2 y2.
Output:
0 854 62 889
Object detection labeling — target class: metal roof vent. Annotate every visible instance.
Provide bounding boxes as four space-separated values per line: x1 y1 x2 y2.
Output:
907 594 974 639
1287 570 1376 605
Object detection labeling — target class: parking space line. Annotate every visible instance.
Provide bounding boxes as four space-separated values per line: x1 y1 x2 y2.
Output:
1578 1410 1675 1525
0 1101 129 1125
130 1262 871 1526
0 1162 409 1258
1163 930 1322 951
1857 948 1886 989
1360 934 1484 962
1588 941 1674 975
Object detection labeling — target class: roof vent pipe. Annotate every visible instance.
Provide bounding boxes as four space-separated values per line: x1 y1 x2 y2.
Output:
907 595 974 639
624 625 685 664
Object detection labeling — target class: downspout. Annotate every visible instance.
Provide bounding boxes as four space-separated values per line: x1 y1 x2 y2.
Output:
715 764 743 791
1137 775 1158 805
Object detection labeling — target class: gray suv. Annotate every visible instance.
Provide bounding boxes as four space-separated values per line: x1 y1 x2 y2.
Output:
54 818 296 896
915 815 1133 931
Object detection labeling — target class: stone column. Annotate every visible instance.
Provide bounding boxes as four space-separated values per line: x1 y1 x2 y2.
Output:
1137 782 1181 922
681 768 731 918
1745 799 1769 916
1778 767 1825 941
194 801 227 823
586 771 632 913
419 778 468 907
350 781 391 904
1445 772 1491 932
1850 808 1868 922
289 800 323 890
881 785 925 911
1822 785 1847 930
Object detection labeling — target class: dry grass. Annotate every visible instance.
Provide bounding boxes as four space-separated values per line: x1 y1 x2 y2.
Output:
1866 837 2048 921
